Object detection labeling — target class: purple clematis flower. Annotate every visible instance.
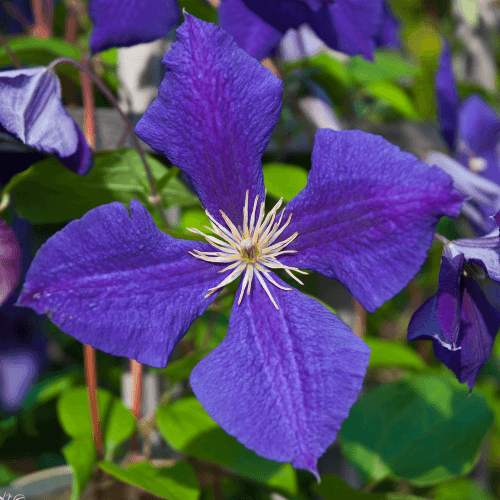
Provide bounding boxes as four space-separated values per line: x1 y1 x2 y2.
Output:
0 219 20 306
0 67 93 175
89 0 180 54
408 213 500 389
219 0 387 61
18 15 463 474
431 42 500 233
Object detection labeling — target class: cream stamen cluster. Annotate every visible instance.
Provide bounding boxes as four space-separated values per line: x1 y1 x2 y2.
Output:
188 191 307 309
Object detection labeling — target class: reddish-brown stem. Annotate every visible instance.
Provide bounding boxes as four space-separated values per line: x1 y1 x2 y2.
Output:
0 34 22 69
81 57 102 458
80 58 96 148
30 0 52 38
130 360 143 420
353 298 366 338
85 344 103 457
64 4 79 45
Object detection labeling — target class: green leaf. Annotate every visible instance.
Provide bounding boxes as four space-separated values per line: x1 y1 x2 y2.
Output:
5 149 198 224
348 50 419 85
431 478 496 500
314 473 426 500
307 52 352 88
365 339 426 371
178 0 217 23
0 37 81 68
263 163 308 202
57 386 136 459
340 374 494 485
0 417 17 447
155 349 210 383
63 435 96 500
180 208 209 232
156 397 298 496
365 82 419 119
99 460 200 500
22 369 81 413
0 463 20 487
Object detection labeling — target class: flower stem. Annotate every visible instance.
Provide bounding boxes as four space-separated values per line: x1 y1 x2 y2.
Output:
353 298 366 338
80 63 103 458
84 344 103 457
130 359 142 420
47 57 170 229
0 34 22 69
30 0 52 38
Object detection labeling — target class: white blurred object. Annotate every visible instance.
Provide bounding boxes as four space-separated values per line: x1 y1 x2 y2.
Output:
452 0 499 91
118 39 169 114
298 96 342 131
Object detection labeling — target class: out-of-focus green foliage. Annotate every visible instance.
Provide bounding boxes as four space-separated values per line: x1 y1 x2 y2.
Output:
341 374 494 485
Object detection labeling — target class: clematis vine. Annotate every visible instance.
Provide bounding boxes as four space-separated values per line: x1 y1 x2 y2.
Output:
218 0 390 61
18 15 463 474
429 42 500 233
89 0 180 54
0 67 93 175
408 214 500 389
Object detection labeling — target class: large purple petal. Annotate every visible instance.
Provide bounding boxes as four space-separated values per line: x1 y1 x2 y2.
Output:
309 0 382 60
190 275 370 475
434 278 500 389
280 129 464 312
0 219 21 306
218 0 282 61
435 42 459 151
458 95 500 159
17 200 222 368
135 14 282 226
89 0 180 54
0 67 93 175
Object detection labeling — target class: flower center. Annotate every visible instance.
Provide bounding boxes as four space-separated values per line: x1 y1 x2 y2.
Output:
188 191 307 310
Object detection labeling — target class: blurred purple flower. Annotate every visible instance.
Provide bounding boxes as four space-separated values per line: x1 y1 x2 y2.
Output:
0 67 93 175
89 0 180 54
1 218 47 414
18 15 463 474
432 42 500 233
408 213 500 389
219 0 392 61
0 219 20 306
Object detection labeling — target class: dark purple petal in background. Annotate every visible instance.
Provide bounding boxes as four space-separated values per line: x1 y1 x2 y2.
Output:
434 279 500 389
136 14 283 226
191 275 370 476
435 41 459 151
435 250 464 348
0 67 93 175
0 219 20 306
18 200 223 368
89 0 180 54
373 0 399 49
218 0 282 61
309 0 382 59
280 129 464 312
457 95 500 184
